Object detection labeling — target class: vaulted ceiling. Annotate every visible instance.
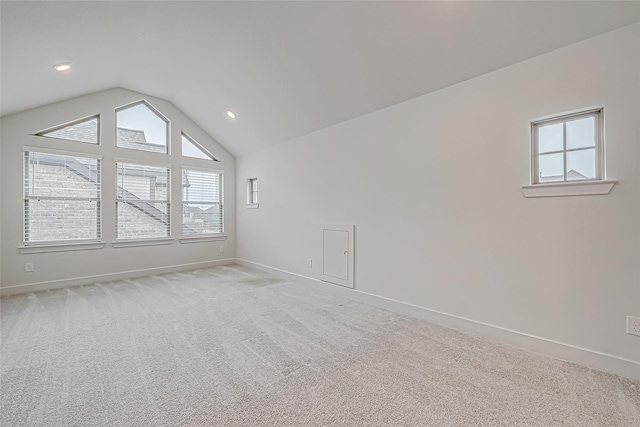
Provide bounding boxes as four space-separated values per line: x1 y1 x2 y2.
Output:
2 1 639 156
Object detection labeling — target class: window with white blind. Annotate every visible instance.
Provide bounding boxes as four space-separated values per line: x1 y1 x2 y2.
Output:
23 150 101 243
182 168 223 236
116 162 171 239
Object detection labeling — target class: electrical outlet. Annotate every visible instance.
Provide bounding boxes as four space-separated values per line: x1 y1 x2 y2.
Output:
24 262 34 272
219 245 224 253
627 316 640 336
307 258 312 268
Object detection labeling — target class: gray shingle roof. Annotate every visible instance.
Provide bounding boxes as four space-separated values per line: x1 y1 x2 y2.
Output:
40 118 98 144
117 127 166 153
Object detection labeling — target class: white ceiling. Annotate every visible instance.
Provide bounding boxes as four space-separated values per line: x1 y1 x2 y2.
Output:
2 1 639 157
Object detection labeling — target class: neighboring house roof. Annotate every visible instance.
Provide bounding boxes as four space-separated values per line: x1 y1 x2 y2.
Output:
539 169 588 183
117 127 166 153
40 118 98 144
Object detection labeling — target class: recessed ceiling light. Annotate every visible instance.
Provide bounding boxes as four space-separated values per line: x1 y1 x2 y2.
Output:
226 110 236 119
53 62 71 72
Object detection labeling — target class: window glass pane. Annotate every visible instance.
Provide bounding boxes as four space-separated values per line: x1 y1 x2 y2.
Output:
38 117 99 144
117 202 170 239
537 123 563 153
26 200 99 242
24 151 101 243
116 102 168 153
182 169 223 235
26 152 99 199
182 134 215 160
538 152 564 182
567 148 596 180
116 162 170 239
182 204 223 235
566 116 595 150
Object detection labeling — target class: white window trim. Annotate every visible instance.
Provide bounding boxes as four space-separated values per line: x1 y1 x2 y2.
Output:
19 241 106 254
179 234 226 244
112 237 174 248
521 180 616 198
24 146 103 160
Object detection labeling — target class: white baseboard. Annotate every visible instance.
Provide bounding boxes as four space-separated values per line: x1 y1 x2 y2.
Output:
0 258 236 297
235 258 640 381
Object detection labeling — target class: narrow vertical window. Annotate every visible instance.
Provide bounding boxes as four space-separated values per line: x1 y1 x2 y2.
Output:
182 168 224 235
247 178 258 205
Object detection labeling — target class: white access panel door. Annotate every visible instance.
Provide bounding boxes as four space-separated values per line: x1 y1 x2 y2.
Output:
320 224 354 288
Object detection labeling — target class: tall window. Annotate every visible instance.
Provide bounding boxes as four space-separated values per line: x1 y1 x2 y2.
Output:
532 109 603 184
24 151 101 243
247 178 258 204
116 162 171 239
182 169 223 235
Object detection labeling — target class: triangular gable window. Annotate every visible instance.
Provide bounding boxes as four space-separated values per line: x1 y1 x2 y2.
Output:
35 116 99 144
182 133 217 161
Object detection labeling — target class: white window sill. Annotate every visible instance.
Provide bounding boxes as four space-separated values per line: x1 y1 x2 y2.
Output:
19 241 106 254
521 180 616 198
246 203 259 209
179 235 227 244
112 238 174 248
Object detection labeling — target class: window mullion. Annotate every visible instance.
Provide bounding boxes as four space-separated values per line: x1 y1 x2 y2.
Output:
562 122 567 182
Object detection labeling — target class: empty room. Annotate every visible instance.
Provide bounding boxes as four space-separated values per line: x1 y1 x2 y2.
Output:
1 1 639 425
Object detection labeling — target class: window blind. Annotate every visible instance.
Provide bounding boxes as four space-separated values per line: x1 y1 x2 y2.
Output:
24 151 101 243
116 162 171 239
182 169 223 235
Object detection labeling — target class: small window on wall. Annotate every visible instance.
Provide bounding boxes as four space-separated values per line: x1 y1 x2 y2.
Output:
532 109 603 184
247 178 258 208
116 101 169 154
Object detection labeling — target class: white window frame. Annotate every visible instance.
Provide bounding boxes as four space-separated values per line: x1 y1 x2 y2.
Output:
115 161 172 242
246 177 259 208
22 147 103 246
181 166 225 239
522 107 616 198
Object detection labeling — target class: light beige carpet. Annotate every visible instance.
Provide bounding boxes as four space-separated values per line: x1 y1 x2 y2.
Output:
1 265 638 426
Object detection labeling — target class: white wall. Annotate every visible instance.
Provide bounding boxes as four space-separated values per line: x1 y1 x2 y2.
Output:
1 88 235 292
237 25 640 369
